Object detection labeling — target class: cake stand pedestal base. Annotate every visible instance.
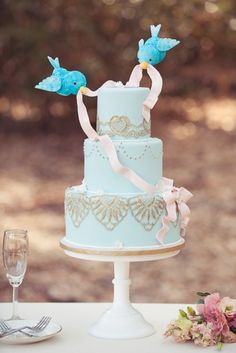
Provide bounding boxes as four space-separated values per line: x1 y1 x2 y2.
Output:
89 262 154 339
60 238 185 339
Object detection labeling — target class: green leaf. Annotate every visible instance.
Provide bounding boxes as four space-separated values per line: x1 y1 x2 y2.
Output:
217 336 223 351
196 298 204 304
196 291 211 297
230 327 236 334
197 319 204 324
179 309 188 318
187 306 196 316
176 316 193 334
217 341 223 351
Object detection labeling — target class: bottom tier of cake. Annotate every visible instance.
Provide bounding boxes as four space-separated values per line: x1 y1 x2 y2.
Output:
64 184 181 249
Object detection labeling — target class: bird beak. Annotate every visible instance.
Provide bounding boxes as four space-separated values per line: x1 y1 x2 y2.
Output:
80 86 87 95
140 62 148 70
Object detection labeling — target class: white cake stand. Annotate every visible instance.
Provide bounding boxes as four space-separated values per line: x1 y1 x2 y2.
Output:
60 237 185 339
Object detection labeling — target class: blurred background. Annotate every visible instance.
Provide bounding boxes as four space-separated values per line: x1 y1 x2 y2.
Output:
0 0 236 304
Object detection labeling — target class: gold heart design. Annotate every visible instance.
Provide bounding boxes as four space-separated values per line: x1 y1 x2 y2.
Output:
109 116 130 135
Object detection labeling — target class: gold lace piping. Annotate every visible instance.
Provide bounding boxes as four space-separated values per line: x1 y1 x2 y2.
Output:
97 115 150 138
65 192 178 231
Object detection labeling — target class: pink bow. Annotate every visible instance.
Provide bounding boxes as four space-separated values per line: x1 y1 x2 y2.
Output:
156 182 193 244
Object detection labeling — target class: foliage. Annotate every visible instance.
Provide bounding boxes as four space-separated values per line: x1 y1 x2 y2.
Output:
0 0 235 122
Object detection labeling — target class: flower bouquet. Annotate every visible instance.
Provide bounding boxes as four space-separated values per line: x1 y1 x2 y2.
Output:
165 292 236 350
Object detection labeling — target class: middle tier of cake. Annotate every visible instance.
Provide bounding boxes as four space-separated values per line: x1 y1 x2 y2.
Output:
84 137 163 193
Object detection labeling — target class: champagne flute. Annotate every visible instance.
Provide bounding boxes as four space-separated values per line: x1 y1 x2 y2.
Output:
2 229 29 320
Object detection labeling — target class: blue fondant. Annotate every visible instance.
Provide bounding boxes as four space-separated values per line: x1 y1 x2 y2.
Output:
65 186 180 248
84 138 163 193
97 87 150 139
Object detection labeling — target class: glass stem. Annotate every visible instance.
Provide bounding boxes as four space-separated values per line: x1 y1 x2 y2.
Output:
12 286 19 319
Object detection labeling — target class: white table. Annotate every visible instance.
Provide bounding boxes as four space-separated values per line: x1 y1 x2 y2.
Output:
0 303 235 352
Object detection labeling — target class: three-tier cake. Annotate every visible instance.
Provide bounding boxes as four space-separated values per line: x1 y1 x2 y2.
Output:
64 85 187 249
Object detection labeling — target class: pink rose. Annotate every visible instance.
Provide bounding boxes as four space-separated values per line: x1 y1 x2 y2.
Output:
197 293 229 337
226 313 236 328
220 297 236 329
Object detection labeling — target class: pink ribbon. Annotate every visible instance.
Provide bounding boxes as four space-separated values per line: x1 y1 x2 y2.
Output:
125 65 192 241
126 64 163 121
126 64 143 87
156 179 193 244
84 80 124 98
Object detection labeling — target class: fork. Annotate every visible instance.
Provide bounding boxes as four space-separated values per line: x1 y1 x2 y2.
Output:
0 320 32 337
0 316 51 338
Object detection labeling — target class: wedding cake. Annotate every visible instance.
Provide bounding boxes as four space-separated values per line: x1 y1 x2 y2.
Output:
65 86 181 249
36 24 192 251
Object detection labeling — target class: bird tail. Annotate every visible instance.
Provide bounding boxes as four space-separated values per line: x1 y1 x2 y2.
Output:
47 56 60 69
150 24 161 38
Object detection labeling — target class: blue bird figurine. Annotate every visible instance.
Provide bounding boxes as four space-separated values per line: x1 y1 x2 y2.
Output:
137 24 180 69
35 56 87 96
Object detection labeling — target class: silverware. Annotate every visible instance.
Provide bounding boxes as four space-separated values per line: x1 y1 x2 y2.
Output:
0 316 51 338
0 319 32 337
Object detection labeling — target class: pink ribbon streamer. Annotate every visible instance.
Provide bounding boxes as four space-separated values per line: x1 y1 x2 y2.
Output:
84 80 124 98
126 64 163 121
126 64 143 87
156 179 193 244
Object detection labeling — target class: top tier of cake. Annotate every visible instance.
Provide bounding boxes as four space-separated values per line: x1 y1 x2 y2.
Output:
97 87 150 140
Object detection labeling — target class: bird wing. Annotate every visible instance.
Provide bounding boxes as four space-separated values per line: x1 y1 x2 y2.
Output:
35 75 62 92
157 38 180 52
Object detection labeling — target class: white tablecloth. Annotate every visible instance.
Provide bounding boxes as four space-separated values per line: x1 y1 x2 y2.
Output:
0 303 235 352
